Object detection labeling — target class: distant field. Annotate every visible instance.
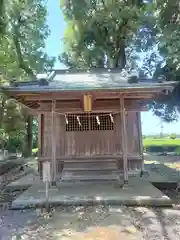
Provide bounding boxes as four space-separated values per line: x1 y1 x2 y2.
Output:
143 138 180 147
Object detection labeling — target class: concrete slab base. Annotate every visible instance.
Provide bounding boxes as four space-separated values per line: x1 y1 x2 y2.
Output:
5 173 41 191
11 177 172 209
144 163 180 187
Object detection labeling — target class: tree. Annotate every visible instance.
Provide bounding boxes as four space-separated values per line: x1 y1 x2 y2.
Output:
0 0 55 156
59 0 180 124
147 0 180 122
0 0 6 35
1 0 54 78
169 133 176 140
59 0 154 69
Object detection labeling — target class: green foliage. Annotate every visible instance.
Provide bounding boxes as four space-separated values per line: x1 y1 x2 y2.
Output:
176 146 180 156
60 0 180 123
146 1 180 121
169 133 177 140
59 0 154 69
155 0 180 70
143 138 180 146
0 0 54 154
0 0 6 35
143 138 180 153
0 0 55 79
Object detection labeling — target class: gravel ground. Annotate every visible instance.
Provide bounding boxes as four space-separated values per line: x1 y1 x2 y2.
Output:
1 205 180 240
1 157 180 239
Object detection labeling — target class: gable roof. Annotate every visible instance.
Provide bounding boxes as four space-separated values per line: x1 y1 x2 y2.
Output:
2 69 177 92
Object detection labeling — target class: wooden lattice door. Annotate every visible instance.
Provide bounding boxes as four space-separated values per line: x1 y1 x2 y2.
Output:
65 113 116 156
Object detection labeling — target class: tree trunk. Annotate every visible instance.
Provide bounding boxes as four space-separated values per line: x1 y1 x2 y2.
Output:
23 115 33 157
0 96 5 128
0 0 5 35
115 40 126 69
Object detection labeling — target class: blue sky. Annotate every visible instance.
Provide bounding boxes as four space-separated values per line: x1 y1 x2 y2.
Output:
45 0 180 135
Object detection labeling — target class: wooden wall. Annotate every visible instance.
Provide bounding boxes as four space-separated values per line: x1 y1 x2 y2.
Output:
39 99 143 173
41 112 141 157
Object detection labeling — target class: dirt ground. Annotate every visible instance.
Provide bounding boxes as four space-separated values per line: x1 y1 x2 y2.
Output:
1 205 180 240
1 154 180 240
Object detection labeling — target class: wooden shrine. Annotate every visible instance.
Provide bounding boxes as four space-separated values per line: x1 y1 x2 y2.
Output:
2 69 176 184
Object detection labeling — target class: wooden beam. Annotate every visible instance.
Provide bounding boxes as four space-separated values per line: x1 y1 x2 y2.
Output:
19 89 160 101
38 114 43 178
38 114 42 157
39 154 142 161
37 107 148 114
51 100 57 184
137 112 144 172
120 96 128 184
37 98 148 113
23 94 153 101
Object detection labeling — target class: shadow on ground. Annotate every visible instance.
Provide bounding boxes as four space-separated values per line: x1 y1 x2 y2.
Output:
1 206 180 240
0 206 141 240
131 206 180 240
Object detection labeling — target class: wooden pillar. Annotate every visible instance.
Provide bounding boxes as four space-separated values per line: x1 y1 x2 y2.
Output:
137 112 144 172
120 96 128 184
51 100 56 184
38 113 42 178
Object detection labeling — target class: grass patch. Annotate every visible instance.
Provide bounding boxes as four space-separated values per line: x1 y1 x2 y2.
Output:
32 148 38 153
143 138 180 153
143 138 180 147
144 160 159 164
165 162 180 170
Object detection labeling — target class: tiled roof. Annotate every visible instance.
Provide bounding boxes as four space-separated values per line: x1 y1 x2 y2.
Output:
2 69 176 92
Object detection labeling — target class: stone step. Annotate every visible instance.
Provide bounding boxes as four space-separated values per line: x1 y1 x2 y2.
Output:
60 170 144 181
61 159 118 163
62 168 121 178
63 166 118 171
61 160 118 170
60 174 120 182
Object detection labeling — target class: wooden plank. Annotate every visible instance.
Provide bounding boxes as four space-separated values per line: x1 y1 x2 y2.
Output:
19 88 161 101
39 154 142 161
37 99 148 112
38 114 42 157
59 159 117 163
38 106 148 113
64 167 117 171
120 96 128 184
137 112 144 171
60 175 120 181
22 93 155 102
38 114 42 178
51 100 57 182
60 170 147 181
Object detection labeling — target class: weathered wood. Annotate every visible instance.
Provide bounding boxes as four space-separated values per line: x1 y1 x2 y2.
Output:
19 89 161 102
38 99 148 112
120 96 128 184
59 170 143 182
38 114 43 178
38 114 42 178
21 94 155 103
137 112 144 171
40 104 142 181
38 107 148 113
39 154 142 161
38 114 42 157
38 114 44 157
51 100 56 182
43 113 51 156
